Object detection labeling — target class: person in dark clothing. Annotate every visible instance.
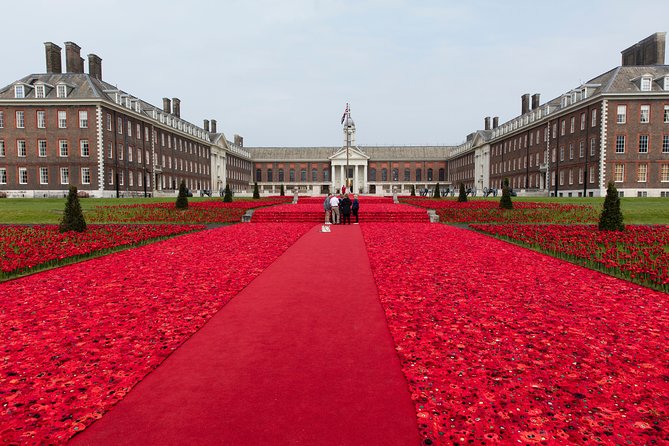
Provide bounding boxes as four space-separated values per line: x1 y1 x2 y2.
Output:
340 193 352 225
351 194 360 223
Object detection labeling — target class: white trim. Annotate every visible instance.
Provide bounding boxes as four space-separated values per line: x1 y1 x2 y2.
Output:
599 99 607 195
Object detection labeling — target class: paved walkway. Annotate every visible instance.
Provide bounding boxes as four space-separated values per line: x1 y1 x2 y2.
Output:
70 225 419 445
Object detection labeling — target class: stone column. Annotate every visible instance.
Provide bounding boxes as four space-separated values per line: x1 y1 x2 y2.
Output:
363 164 368 193
353 164 359 193
331 165 335 191
339 165 345 189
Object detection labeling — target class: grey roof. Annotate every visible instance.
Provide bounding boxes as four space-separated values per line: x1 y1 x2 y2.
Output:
247 145 453 161
247 147 338 161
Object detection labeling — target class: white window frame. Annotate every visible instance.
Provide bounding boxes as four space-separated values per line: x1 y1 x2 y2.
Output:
0 168 6 184
56 84 67 98
614 164 624 182
58 111 67 128
35 84 45 98
17 140 26 157
59 140 68 157
663 135 669 153
615 135 625 153
638 164 648 182
37 111 46 128
38 140 47 157
639 135 649 153
661 164 669 182
128 146 133 162
0 140 4 157
81 167 91 185
617 105 627 124
641 76 652 91
664 105 669 123
640 105 650 123
0 111 3 128
60 167 69 185
39 167 49 185
79 111 88 128
14 85 25 98
19 167 28 184
80 140 90 157
589 166 595 183
15 111 25 128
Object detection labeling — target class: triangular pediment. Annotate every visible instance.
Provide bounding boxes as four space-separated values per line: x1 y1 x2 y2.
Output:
329 145 369 160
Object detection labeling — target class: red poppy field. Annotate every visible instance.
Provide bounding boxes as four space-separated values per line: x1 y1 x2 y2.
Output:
402 198 599 223
0 223 313 445
361 223 669 445
472 224 669 292
87 197 292 223
0 224 204 280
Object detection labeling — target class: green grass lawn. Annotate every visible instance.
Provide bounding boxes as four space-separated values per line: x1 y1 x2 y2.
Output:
0 196 666 225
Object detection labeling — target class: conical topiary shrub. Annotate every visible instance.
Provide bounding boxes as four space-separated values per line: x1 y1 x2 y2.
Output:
176 179 189 209
458 183 467 203
499 178 513 209
598 181 625 231
410 184 416 196
59 186 87 233
223 184 233 202
280 184 285 196
253 182 260 199
433 183 441 198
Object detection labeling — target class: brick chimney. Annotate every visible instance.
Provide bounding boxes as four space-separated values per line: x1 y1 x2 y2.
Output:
484 116 491 130
521 93 530 115
234 134 244 147
531 93 541 110
493 117 499 129
87 54 102 80
64 41 84 73
172 98 180 118
44 42 62 73
162 98 171 114
203 119 210 132
211 119 217 133
621 32 666 66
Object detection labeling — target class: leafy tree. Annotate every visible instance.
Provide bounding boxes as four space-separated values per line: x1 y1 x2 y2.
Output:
59 186 87 233
598 181 625 231
458 183 467 203
433 183 441 198
410 184 416 196
280 184 285 196
176 179 189 209
253 182 260 199
223 184 233 202
499 178 513 209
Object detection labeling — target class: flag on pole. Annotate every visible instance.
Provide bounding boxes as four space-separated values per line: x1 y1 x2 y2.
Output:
340 103 349 124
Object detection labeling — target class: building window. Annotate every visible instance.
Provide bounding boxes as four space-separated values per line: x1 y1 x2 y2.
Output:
118 117 123 134
255 168 262 182
0 140 5 157
664 106 669 123
579 141 585 158
38 140 47 157
76 111 87 128
570 116 575 133
80 140 90 157
14 85 25 98
559 170 564 185
39 167 49 185
59 140 68 157
35 84 47 97
145 150 149 165
300 169 306 182
589 166 595 183
15 111 25 128
56 84 67 98
663 135 669 153
615 135 625 153
136 123 141 139
128 147 133 162
381 168 388 181
278 169 284 182
369 168 376 181
19 168 28 184
592 109 597 127
17 140 26 157
641 76 652 91
638 164 648 182
0 168 6 184
560 146 564 161
415 169 422 181
638 135 649 153
590 138 597 156
127 121 132 137
119 171 124 186
60 167 69 185
438 168 445 181
37 111 46 128
311 168 317 182
427 168 433 181
107 114 112 131
662 165 669 182
289 169 295 182
560 120 566 135
614 164 624 182
569 144 574 160
58 111 67 128
0 111 3 128
568 169 574 185
81 167 91 185
392 168 398 181
617 105 627 124
640 105 650 123
580 113 586 130
404 168 410 181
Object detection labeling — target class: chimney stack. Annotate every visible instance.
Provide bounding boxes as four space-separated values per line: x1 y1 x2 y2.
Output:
234 134 244 147
64 41 84 73
203 119 210 132
531 93 540 110
484 116 491 130
162 98 171 114
44 42 62 74
211 119 217 133
493 117 499 129
621 32 666 66
172 98 180 118
87 54 102 80
521 93 530 115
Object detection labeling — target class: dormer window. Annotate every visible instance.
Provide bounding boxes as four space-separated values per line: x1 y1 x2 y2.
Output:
664 76 669 91
56 84 67 98
641 76 652 91
35 85 45 98
14 85 25 98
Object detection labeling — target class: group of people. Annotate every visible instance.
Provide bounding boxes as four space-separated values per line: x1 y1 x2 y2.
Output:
324 193 359 225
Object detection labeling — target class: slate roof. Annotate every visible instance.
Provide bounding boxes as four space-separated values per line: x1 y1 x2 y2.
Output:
247 145 454 161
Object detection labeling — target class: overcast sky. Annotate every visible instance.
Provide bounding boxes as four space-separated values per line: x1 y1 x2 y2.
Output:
3 0 669 147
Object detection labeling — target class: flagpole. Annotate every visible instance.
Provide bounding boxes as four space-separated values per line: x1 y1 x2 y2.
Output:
345 103 350 193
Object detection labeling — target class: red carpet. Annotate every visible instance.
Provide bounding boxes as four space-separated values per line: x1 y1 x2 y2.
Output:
69 224 419 445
